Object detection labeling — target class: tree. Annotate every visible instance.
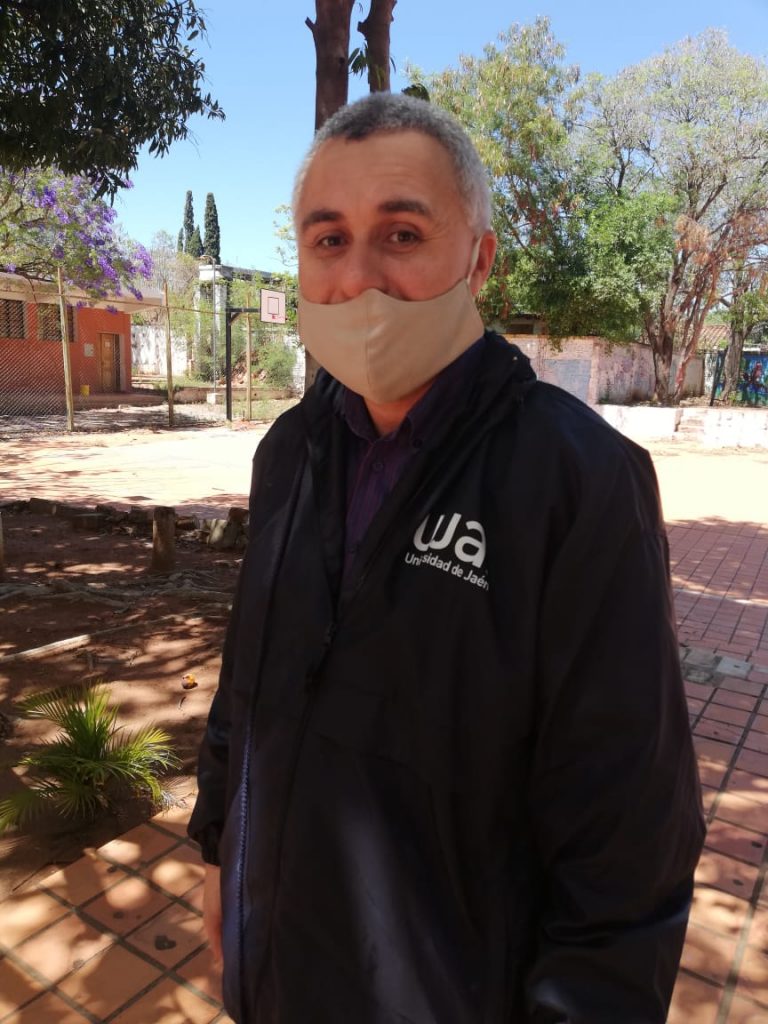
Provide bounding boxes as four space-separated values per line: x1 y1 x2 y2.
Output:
585 31 768 402
353 0 397 92
305 1 357 131
416 20 588 332
0 1 224 198
188 224 203 258
177 228 184 253
719 248 768 398
183 190 195 253
203 192 221 263
0 167 152 297
148 230 198 297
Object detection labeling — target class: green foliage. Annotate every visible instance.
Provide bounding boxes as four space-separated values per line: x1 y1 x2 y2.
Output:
187 224 203 258
273 203 297 270
421 22 768 400
416 18 590 334
259 337 297 387
227 274 299 390
584 31 768 399
0 685 179 833
402 83 429 101
578 191 678 341
203 192 221 263
177 228 184 253
0 2 224 198
183 190 194 252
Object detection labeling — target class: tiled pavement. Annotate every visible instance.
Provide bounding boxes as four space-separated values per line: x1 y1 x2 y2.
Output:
0 805 228 1023
1 517 768 1021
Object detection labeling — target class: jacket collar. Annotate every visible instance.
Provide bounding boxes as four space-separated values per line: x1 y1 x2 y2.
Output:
298 334 537 609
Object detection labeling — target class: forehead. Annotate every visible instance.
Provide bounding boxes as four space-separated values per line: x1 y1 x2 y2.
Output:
297 130 464 220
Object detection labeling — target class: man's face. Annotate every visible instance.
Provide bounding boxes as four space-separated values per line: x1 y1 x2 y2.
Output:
296 130 495 305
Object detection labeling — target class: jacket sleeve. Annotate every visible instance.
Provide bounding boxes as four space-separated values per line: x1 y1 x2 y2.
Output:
187 428 276 864
186 538 250 865
525 441 705 1023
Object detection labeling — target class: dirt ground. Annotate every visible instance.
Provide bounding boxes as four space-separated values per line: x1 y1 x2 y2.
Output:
0 509 240 899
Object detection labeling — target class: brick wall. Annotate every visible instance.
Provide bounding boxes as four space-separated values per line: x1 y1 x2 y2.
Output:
0 304 131 395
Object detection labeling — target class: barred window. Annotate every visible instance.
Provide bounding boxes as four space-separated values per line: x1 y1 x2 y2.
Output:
37 303 75 342
0 299 26 339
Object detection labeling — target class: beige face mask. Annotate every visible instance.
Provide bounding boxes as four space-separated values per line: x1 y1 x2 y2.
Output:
298 242 485 403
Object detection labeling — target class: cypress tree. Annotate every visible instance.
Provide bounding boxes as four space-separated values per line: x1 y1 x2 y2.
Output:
177 228 184 253
188 224 203 258
183 190 194 252
203 192 221 263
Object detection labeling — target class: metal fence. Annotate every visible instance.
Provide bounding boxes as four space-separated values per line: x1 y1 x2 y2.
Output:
0 290 71 419
0 280 302 436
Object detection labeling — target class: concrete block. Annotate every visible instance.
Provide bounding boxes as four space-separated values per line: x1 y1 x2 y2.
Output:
71 513 105 532
128 505 152 524
684 668 716 685
685 648 720 670
56 504 91 520
28 497 58 515
716 656 751 679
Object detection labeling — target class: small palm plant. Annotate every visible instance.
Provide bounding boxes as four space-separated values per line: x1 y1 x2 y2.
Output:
0 684 179 833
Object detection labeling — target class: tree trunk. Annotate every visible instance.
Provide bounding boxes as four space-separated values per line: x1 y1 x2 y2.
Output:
358 0 397 92
722 326 746 401
306 0 356 132
652 346 673 404
646 315 674 404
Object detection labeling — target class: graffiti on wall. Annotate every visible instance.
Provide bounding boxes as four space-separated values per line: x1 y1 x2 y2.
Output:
712 350 768 406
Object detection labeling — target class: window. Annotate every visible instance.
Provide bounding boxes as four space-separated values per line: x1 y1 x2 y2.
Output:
0 299 26 339
37 303 75 342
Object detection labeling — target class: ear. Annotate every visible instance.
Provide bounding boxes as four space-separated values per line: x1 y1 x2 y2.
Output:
468 230 497 297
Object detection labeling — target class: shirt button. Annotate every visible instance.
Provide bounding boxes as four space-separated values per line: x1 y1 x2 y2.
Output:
372 459 384 473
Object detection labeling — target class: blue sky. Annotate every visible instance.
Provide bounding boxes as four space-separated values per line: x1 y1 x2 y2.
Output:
114 0 768 274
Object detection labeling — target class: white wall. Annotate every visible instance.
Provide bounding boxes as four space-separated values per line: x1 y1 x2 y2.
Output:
131 324 188 376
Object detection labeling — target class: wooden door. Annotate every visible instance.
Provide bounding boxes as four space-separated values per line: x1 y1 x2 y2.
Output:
99 334 119 392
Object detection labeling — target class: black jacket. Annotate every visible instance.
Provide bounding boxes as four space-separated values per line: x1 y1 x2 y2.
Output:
189 334 704 1024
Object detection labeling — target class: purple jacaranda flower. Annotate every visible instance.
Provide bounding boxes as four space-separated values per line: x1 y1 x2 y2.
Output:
105 305 119 314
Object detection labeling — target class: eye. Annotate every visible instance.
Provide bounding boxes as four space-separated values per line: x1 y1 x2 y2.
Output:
316 233 345 249
387 228 420 246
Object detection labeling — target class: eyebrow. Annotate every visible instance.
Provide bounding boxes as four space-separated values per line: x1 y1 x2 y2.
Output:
300 208 342 232
378 198 433 218
299 197 434 233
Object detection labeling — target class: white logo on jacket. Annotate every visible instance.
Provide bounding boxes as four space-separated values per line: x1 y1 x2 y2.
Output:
405 512 489 590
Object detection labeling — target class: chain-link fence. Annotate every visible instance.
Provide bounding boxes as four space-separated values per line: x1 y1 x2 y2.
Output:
0 276 302 436
0 288 71 419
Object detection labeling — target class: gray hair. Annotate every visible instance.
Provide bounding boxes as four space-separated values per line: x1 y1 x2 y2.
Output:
292 93 492 234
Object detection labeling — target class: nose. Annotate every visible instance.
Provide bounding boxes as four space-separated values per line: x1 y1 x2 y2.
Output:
332 244 387 302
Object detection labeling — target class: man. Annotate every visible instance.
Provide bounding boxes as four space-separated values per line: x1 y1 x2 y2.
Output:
189 93 704 1023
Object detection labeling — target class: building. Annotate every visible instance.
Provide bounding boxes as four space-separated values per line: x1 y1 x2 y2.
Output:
0 273 162 413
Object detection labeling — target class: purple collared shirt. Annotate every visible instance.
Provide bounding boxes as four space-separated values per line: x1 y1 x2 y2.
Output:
341 337 485 580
